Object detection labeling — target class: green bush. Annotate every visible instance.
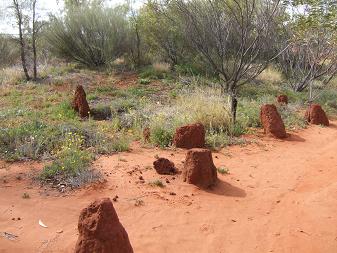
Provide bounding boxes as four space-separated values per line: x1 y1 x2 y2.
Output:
150 126 173 148
110 134 131 152
40 132 94 181
0 35 19 67
278 104 307 130
46 4 130 67
139 65 170 80
0 120 62 161
206 129 230 149
48 101 78 121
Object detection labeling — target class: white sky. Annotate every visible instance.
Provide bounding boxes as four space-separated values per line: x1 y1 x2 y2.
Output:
0 0 143 34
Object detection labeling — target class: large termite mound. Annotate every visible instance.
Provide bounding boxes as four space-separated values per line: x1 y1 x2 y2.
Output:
72 85 90 118
75 198 133 253
305 104 329 126
277 95 288 105
260 104 287 139
153 158 177 175
173 123 205 149
183 148 217 188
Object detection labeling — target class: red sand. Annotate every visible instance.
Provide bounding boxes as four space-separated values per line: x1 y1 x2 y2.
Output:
1 123 337 253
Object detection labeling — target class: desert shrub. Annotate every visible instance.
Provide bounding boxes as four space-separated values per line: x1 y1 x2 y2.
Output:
46 4 130 67
217 167 230 175
171 87 231 131
110 133 131 152
139 64 171 80
0 120 62 161
206 129 230 149
127 85 159 97
0 67 24 85
90 105 112 120
256 66 283 84
127 87 232 147
139 78 151 85
149 180 165 188
111 97 139 114
153 62 171 72
236 94 276 130
239 84 280 100
48 101 78 121
277 104 307 130
0 36 19 67
39 132 95 185
237 99 262 129
150 124 174 148
174 63 202 76
0 119 120 161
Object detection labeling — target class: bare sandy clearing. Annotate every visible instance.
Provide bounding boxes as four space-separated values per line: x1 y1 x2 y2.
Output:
0 123 337 253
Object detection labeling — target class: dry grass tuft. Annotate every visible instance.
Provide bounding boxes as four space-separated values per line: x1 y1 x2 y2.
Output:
152 62 171 73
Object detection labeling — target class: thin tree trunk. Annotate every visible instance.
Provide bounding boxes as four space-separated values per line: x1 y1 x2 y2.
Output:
13 0 30 81
32 0 37 80
135 24 141 66
230 94 238 124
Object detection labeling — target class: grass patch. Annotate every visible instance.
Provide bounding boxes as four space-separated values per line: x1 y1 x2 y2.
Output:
22 192 30 199
149 180 165 188
39 132 100 187
217 167 230 175
139 63 171 80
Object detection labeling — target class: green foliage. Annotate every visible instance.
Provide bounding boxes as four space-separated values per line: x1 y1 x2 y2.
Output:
278 104 308 130
217 167 230 175
139 65 170 80
0 120 62 161
46 3 130 67
138 2 188 64
22 192 30 199
110 134 131 152
284 0 337 32
49 101 78 121
206 129 230 149
0 35 19 67
149 180 165 188
40 132 93 180
150 126 173 148
139 78 151 85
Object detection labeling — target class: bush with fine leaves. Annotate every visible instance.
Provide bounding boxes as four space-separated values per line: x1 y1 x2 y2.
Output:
46 4 130 67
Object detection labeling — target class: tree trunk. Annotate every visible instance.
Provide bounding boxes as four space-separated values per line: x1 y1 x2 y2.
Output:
135 24 141 66
230 94 238 124
13 0 30 81
32 0 37 80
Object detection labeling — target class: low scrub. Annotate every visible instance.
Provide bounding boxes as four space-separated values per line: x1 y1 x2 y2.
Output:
135 87 232 147
46 4 129 67
39 132 99 187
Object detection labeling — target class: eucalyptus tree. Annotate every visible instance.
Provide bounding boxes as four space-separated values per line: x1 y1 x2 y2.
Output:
160 0 286 123
279 0 337 95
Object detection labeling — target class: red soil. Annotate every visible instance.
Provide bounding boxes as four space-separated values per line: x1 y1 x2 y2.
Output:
173 123 206 149
260 104 287 138
1 123 337 253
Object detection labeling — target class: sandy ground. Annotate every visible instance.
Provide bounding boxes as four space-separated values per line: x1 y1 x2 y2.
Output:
0 123 337 253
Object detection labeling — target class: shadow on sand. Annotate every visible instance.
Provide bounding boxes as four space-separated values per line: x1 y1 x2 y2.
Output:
285 133 306 142
205 179 246 197
328 122 337 129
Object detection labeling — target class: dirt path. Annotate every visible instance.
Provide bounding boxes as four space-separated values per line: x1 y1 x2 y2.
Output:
0 123 337 253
